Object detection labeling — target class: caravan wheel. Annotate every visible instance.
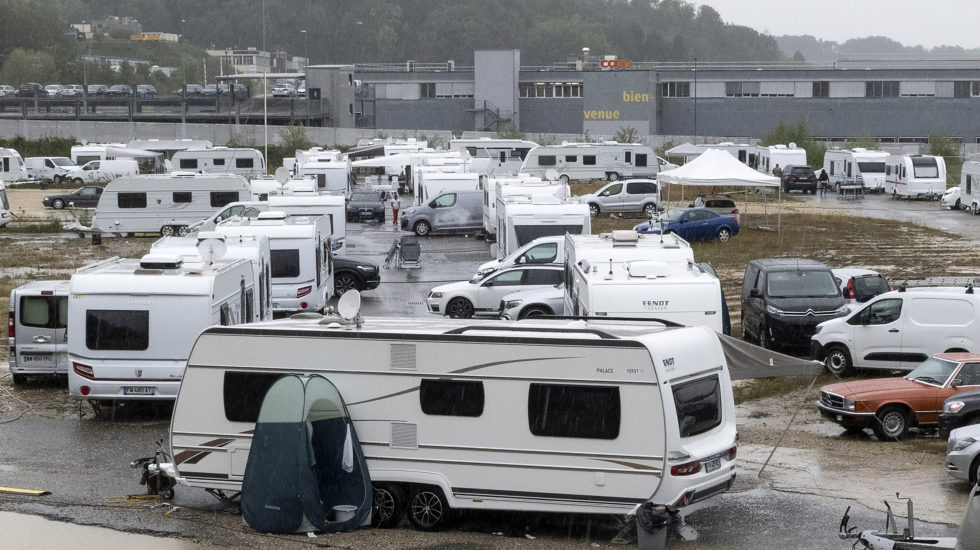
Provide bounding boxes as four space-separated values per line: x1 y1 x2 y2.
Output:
407 486 450 531
160 225 175 237
372 484 404 528
176 226 188 237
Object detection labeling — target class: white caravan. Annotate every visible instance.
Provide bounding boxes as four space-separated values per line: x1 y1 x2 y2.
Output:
564 231 723 332
214 212 333 314
754 144 807 176
64 159 140 185
24 156 77 183
128 139 213 166
495 195 590 260
172 148 266 178
297 160 351 195
165 315 737 525
959 161 980 213
151 233 274 322
520 142 658 183
702 142 755 166
489 177 570 238
67 254 256 401
91 173 250 236
0 180 10 228
0 148 28 181
70 144 164 173
885 154 947 199
449 138 539 175
8 280 70 383
414 170 481 206
823 148 890 192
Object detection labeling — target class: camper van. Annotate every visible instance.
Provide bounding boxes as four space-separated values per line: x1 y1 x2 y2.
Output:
214 212 334 314
8 280 70 384
885 154 947 200
64 159 139 185
823 148 889 192
413 170 481 206
487 177 568 238
0 180 10 228
520 142 658 183
70 144 164 173
0 148 28 181
164 315 738 529
495 195 590 260
754 144 807 176
959 161 980 213
151 233 274 322
66 254 257 401
25 156 77 184
399 190 484 236
91 173 250 236
448 138 539 176
171 148 266 178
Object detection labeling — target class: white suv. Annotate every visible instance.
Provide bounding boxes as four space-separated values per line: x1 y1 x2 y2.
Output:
427 265 564 318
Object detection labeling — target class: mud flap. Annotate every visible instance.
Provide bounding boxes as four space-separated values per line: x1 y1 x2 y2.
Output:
636 502 672 550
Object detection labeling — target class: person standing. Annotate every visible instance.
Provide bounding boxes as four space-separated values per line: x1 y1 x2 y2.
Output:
772 164 782 178
390 193 401 225
818 168 829 196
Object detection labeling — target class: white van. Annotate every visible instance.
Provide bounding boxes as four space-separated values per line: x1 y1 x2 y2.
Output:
495 195 590 260
67 254 257 402
0 148 27 182
214 212 334 314
65 159 139 185
172 148 266 178
812 287 980 375
413 170 481 206
521 142 658 183
8 281 70 384
885 154 946 199
24 156 77 184
91 173 250 236
0 180 10 228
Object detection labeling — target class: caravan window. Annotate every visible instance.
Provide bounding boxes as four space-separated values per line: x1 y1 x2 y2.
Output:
179 158 198 170
270 249 300 278
635 154 648 167
213 158 225 166
583 155 597 166
223 372 284 422
565 155 577 162
0 187 8 210
912 157 939 178
117 192 147 208
210 191 239 207
236 158 254 169
537 155 556 166
85 310 149 351
528 384 620 439
420 380 484 417
672 375 722 437
173 192 192 203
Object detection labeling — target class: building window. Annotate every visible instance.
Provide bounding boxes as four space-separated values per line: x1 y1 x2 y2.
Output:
420 83 435 98
725 81 759 97
528 383 620 439
537 155 556 166
865 81 899 98
173 192 192 203
419 380 484 417
661 82 690 98
117 192 146 208
519 82 582 98
812 81 829 98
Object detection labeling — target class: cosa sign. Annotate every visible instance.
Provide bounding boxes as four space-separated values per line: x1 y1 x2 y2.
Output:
600 59 633 69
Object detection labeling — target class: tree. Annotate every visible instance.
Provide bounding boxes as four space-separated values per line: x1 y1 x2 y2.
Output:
0 48 59 84
847 135 878 150
760 120 826 169
495 122 525 140
613 126 643 144
792 50 806 62
278 123 312 152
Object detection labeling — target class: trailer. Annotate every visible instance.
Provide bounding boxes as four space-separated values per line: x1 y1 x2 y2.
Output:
448 138 539 176
495 195 590 260
960 161 980 213
520 142 659 183
885 154 946 199
0 180 10 228
823 148 889 192
172 148 266 178
0 148 28 181
754 144 806 176
486 176 568 238
70 144 164 173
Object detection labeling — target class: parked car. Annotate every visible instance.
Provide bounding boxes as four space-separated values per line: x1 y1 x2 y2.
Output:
940 389 980 437
136 84 157 97
272 82 297 97
781 164 818 194
689 195 740 225
942 186 964 210
174 84 204 96
86 84 108 96
0 85 16 97
297 84 307 96
946 423 980 484
333 256 381 296
59 84 84 97
579 179 660 217
475 235 565 279
633 207 739 243
817 353 980 440
498 282 565 320
426 264 564 318
106 84 133 96
832 268 890 312
43 84 63 97
399 190 483 236
741 258 848 351
18 82 43 97
345 190 385 222
41 186 103 209
231 83 249 99
201 84 219 97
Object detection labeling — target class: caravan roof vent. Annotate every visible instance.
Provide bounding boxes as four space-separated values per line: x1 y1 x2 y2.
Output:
139 253 183 270
170 171 198 177
257 211 288 220
611 230 639 246
196 232 227 242
627 260 669 279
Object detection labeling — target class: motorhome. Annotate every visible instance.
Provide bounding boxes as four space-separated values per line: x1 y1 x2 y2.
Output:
413 170 481 206
214 212 334 314
487 176 568 238
70 144 164 173
64 159 140 185
24 156 77 183
91 173 250 237
754 144 807 176
959 161 980 213
449 138 539 176
171 148 266 178
0 180 10 228
164 315 737 529
520 142 659 183
563 231 724 332
297 160 351 195
0 148 28 181
495 195 590 260
8 280 70 384
151 233 274 322
66 254 256 401
823 148 889 192
885 154 947 199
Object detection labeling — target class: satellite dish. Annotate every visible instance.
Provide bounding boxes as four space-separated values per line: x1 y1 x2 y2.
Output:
545 169 559 182
197 238 227 265
337 289 361 321
274 166 290 184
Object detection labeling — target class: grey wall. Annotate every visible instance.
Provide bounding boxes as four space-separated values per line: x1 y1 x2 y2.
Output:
373 99 473 133
474 50 519 130
307 65 356 128
581 71 657 136
519 98 584 134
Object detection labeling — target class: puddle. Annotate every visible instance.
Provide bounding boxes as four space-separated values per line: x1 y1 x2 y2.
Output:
0 511 199 550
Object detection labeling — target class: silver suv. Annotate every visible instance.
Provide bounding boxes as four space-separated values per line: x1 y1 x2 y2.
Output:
580 179 661 217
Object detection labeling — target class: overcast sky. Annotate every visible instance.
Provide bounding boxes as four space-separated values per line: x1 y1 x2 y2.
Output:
689 0 980 49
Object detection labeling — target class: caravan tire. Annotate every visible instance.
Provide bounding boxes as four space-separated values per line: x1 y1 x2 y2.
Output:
588 203 600 217
607 172 620 181
372 484 404 529
559 174 569 185
176 226 188 237
407 486 450 531
160 225 175 237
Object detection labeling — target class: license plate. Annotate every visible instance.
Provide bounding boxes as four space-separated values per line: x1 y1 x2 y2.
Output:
21 353 52 363
703 457 721 473
123 387 156 396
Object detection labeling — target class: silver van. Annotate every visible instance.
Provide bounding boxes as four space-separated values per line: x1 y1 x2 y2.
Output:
399 190 484 236
8 281 70 384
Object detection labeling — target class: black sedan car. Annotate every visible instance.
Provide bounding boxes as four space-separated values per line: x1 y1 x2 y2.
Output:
940 389 980 437
333 256 381 296
346 191 385 222
17 82 43 97
42 186 103 209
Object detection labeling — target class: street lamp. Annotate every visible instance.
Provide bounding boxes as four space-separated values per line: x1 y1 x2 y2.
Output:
301 29 308 67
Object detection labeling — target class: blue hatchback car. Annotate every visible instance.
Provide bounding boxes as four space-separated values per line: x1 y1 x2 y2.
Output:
634 207 739 242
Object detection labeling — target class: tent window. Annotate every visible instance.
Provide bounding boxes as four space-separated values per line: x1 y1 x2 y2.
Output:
528 383 620 439
223 372 284 422
419 380 484 417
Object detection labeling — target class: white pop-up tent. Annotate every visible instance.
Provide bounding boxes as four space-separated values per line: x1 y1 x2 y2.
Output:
657 148 783 230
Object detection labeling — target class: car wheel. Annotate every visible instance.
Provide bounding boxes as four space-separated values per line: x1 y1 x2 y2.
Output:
588 203 600 217
872 406 910 441
824 345 854 377
53 175 62 184
73 178 84 186
519 306 551 320
407 486 450 531
372 484 404 529
52 198 65 209
643 203 658 217
971 455 980 485
334 272 361 296
716 227 732 242
160 225 175 237
12 374 26 385
559 174 569 185
954 198 961 210
414 220 431 236
607 172 620 181
176 226 188 237
973 203 980 216
446 298 474 319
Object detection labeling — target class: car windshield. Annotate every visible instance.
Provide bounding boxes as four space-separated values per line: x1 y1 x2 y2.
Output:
905 357 958 386
767 270 839 298
52 157 74 166
662 208 685 221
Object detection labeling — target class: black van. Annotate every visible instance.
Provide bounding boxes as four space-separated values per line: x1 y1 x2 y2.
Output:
741 258 849 351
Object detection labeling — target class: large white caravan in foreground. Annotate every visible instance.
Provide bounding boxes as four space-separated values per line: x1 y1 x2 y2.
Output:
165 315 737 527
521 142 658 183
486 176 568 238
449 138 539 176
885 154 946 199
823 148 889 192
67 254 256 401
495 195 590 260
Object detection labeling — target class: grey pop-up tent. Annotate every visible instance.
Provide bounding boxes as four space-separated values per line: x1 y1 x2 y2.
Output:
241 374 372 534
